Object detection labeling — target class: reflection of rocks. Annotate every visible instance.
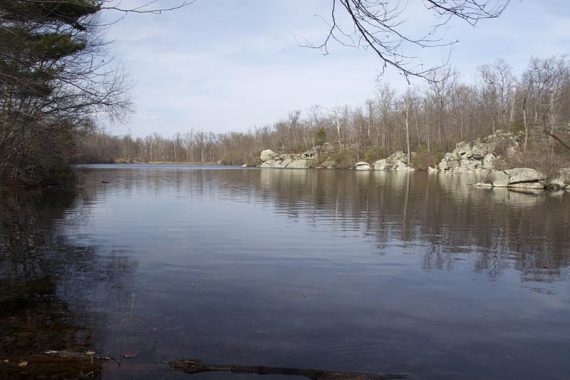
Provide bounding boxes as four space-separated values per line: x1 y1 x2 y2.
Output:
373 151 414 171
438 130 520 173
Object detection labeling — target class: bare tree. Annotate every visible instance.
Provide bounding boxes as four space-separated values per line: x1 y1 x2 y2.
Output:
310 0 510 81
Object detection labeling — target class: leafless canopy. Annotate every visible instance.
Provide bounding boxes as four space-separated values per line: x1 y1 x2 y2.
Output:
310 0 510 81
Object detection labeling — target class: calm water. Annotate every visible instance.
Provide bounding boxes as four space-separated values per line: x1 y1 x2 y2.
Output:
1 165 570 379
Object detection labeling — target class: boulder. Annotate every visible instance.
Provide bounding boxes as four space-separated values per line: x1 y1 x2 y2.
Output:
260 149 276 162
482 154 496 170
394 161 413 171
504 168 546 184
373 151 413 171
260 160 277 168
355 162 371 171
373 159 388 171
287 159 310 169
455 141 472 157
547 168 570 189
492 170 509 187
276 157 294 168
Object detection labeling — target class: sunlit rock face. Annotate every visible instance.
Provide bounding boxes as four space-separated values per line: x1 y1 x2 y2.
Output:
373 151 414 171
437 130 522 173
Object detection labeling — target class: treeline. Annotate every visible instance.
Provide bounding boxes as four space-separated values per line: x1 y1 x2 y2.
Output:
77 56 570 166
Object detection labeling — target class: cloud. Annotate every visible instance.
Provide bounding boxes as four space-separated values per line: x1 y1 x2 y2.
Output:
101 0 570 137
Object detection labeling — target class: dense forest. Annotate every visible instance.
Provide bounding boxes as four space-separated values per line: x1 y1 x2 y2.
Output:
77 56 570 168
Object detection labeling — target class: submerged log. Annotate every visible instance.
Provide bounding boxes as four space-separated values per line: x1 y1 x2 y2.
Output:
169 359 406 379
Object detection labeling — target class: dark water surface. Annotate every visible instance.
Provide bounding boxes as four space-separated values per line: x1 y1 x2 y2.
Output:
1 164 570 379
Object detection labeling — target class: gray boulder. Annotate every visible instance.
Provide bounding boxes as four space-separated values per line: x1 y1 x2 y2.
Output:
260 149 276 162
547 168 570 189
492 171 509 187
505 168 546 184
373 159 388 171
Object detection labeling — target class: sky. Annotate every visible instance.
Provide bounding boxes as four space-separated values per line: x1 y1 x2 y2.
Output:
100 0 570 137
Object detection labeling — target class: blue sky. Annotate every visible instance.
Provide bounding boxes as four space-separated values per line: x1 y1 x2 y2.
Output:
101 0 570 137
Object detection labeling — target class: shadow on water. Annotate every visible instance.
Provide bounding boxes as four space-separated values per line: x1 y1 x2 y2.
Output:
0 189 137 378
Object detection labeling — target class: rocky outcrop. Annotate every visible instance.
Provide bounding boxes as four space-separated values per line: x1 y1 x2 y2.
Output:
259 144 333 169
373 151 414 171
438 130 521 173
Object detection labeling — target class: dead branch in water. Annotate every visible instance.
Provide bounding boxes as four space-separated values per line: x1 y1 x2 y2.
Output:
169 359 406 380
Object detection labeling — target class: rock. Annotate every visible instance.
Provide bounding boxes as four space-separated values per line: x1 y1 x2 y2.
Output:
547 168 570 189
437 131 522 173
241 163 248 168
474 182 493 188
355 162 371 171
260 149 276 162
373 151 413 171
286 159 309 169
504 168 546 184
276 157 294 168
318 160 336 169
482 154 496 170
373 159 388 171
390 151 407 162
427 166 438 173
260 160 277 168
394 161 413 171
471 143 490 159
492 170 509 187
455 141 472 157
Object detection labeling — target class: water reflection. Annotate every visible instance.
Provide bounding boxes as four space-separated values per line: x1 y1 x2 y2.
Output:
0 190 136 378
79 166 570 282
2 165 570 379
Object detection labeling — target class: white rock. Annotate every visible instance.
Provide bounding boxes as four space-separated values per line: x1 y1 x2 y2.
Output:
482 154 496 170
374 159 388 171
355 162 371 171
260 149 276 162
286 159 309 169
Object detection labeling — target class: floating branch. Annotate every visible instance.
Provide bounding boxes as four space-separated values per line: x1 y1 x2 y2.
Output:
169 359 406 380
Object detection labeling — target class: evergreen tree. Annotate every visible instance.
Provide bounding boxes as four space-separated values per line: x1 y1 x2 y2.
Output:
0 1 128 186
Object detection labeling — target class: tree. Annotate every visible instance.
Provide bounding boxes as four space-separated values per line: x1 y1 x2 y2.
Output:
314 0 510 81
0 0 188 187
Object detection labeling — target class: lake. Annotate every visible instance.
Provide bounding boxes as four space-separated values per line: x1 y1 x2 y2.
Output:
1 165 569 379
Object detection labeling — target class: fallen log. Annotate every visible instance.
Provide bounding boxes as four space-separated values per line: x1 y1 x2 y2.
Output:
169 359 406 380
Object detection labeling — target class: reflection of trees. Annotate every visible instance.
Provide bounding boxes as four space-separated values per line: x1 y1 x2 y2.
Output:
100 167 569 283
0 190 136 377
